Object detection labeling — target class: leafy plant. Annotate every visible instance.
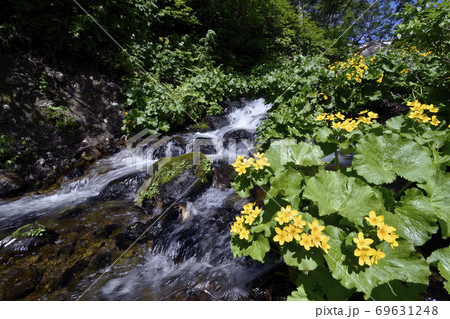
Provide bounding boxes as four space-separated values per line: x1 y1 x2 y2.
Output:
0 134 18 169
229 108 449 300
12 222 46 238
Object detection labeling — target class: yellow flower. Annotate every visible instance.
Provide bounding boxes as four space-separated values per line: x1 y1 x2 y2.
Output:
336 112 345 120
232 155 245 168
299 233 313 250
253 152 264 159
428 105 439 113
251 206 262 218
273 227 292 245
353 232 374 248
377 222 397 242
407 100 424 112
419 114 431 123
376 74 384 83
284 224 302 241
241 203 254 215
308 220 325 234
358 110 369 115
371 249 385 264
390 233 399 249
316 113 327 121
326 114 336 121
292 215 307 229
235 165 247 175
320 93 328 100
365 210 384 227
354 247 376 266
320 235 331 254
367 111 378 119
310 231 323 248
254 156 270 169
358 116 372 124
430 116 441 126
281 205 298 218
244 214 256 225
239 228 250 240
275 210 291 225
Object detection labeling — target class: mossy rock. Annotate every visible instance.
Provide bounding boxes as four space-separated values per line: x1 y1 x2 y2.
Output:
135 152 212 208
189 122 210 132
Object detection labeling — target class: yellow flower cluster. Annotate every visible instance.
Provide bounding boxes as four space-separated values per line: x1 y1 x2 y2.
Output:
273 206 330 254
315 110 378 132
353 211 399 267
232 153 270 175
328 54 368 83
402 46 432 57
230 203 262 240
407 100 441 126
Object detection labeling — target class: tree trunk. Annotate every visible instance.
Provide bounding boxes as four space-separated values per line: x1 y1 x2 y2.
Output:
294 0 304 22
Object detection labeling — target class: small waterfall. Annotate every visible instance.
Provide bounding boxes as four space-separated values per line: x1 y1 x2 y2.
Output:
0 99 272 300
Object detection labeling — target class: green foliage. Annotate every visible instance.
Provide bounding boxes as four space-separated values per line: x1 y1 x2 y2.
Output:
229 108 449 299
0 134 18 169
45 105 79 132
428 247 450 294
12 222 46 238
394 0 450 60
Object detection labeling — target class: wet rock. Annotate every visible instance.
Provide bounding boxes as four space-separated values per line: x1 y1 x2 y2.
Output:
4 72 36 87
248 262 296 301
0 228 58 256
161 287 220 301
211 161 234 189
223 129 253 140
0 266 44 300
222 100 246 113
203 115 229 130
136 152 212 209
58 204 88 220
97 172 145 201
115 233 133 250
123 222 147 242
188 122 210 132
224 193 251 212
192 138 217 155
147 136 186 159
94 223 120 239
222 129 254 149
0 170 24 197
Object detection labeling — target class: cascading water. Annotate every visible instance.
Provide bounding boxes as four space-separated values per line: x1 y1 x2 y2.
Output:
0 98 274 300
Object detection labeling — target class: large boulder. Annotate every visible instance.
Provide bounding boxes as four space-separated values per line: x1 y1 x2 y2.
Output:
135 152 212 209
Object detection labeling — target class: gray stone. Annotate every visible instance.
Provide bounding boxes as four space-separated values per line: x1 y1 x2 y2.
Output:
0 170 24 196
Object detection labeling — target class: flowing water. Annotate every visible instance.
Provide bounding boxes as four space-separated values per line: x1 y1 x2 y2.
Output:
0 98 275 300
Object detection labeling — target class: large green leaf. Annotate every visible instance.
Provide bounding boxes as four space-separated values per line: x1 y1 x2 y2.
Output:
287 285 309 301
241 234 270 262
325 226 431 299
418 171 450 238
428 247 450 294
230 175 253 198
303 170 385 219
353 133 435 184
280 242 323 271
371 281 427 301
265 139 325 173
267 166 303 198
387 188 439 246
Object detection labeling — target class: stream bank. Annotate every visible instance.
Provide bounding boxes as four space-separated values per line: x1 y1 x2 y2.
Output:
0 99 297 300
